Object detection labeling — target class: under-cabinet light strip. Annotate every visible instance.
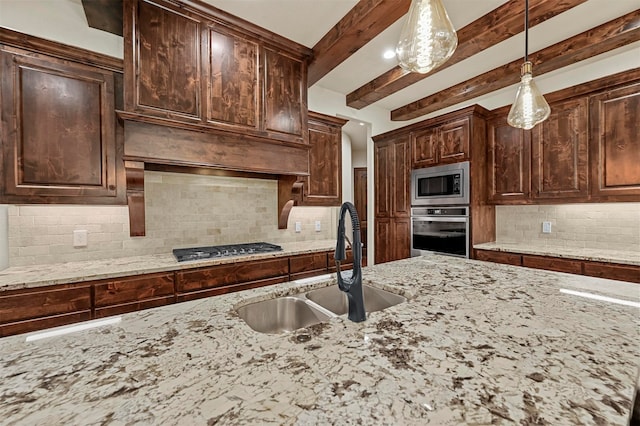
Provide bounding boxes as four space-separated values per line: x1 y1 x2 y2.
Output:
25 317 122 342
560 289 640 308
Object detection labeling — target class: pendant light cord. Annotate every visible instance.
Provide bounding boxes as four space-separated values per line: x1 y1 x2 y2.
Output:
525 0 529 62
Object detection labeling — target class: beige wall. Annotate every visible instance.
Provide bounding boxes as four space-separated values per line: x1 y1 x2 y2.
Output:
8 171 337 267
495 203 640 252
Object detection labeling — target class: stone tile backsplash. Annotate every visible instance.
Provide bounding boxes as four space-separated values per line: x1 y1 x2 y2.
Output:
7 171 338 267
496 203 640 252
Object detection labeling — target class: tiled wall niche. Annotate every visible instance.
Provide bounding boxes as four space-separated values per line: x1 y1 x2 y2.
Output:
496 203 640 252
7 171 338 267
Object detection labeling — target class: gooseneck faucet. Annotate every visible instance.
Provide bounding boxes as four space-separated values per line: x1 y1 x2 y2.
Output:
335 201 365 323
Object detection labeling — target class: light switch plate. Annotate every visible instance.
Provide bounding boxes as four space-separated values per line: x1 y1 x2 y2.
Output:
542 221 552 234
73 230 88 247
295 222 302 233
315 221 321 232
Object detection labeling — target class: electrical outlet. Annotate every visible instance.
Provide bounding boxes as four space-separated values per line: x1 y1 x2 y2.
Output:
315 221 321 232
73 230 88 247
295 222 302 233
542 221 552 234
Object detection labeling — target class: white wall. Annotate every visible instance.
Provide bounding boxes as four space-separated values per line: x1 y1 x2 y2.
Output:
0 0 123 58
341 133 353 203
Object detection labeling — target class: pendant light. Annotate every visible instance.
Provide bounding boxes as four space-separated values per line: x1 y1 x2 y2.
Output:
507 0 551 130
396 0 458 74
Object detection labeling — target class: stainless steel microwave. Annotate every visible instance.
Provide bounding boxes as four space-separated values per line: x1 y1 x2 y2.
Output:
411 161 469 206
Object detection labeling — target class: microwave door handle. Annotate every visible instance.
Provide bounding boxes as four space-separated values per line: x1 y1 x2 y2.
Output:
412 217 467 223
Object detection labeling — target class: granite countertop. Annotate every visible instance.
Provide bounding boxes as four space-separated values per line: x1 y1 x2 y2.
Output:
1 254 639 425
0 240 337 292
474 242 640 266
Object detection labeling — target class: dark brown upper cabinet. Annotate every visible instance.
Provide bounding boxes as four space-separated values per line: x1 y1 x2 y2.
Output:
589 83 640 201
487 115 530 203
298 112 347 206
0 45 124 204
531 97 589 200
487 71 640 205
135 1 201 120
207 28 258 128
411 116 469 168
123 0 310 145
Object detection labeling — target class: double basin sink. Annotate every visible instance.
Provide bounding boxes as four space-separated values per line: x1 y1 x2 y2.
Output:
237 284 406 334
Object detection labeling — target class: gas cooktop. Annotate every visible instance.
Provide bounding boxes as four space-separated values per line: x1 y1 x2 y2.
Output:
173 242 283 262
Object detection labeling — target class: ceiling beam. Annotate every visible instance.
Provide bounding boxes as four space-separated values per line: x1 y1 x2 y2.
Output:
307 0 411 87
391 10 640 121
81 0 123 36
346 0 588 109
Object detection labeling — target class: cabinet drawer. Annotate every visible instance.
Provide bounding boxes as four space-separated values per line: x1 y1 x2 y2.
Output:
0 311 92 338
290 253 328 274
177 276 287 303
0 284 91 324
94 273 175 308
176 258 289 293
583 262 640 284
522 255 582 275
475 250 522 266
328 249 354 272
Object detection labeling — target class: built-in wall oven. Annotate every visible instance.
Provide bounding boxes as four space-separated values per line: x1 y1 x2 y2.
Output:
411 206 469 258
410 161 470 258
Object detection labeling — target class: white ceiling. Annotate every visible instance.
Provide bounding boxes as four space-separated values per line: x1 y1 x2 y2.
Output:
203 0 640 149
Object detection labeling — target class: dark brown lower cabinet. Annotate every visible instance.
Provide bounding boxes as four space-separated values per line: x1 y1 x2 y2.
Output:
375 218 410 264
290 253 329 280
328 249 354 273
94 272 175 318
0 250 358 337
0 284 92 337
522 255 582 275
175 258 289 302
475 250 522 266
475 250 639 284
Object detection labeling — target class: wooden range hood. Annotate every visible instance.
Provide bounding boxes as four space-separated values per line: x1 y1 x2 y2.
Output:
119 112 309 237
117 0 313 237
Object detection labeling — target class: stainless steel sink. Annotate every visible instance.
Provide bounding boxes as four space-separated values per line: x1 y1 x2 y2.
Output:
236 285 406 334
236 296 333 334
306 284 406 316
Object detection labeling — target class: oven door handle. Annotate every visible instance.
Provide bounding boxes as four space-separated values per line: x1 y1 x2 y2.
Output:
412 217 468 223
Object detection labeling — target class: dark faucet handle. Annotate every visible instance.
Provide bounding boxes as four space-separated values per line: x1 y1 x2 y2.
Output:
335 236 346 262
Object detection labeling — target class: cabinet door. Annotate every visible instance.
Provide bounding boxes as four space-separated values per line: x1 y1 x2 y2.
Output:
487 116 530 203
589 83 640 199
411 127 438 168
207 28 259 128
374 218 391 264
133 0 201 119
299 112 345 206
392 217 411 261
263 48 305 139
374 142 391 217
391 139 411 217
439 117 470 163
0 47 121 203
531 98 589 200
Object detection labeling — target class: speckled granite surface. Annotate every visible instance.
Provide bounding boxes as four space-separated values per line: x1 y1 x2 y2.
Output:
1 254 638 425
474 242 640 266
0 240 336 292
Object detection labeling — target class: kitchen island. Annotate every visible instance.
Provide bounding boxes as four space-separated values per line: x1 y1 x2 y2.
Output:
1 254 638 425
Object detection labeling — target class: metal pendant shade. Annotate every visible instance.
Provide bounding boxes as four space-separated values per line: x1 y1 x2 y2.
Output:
396 0 458 74
507 0 551 130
